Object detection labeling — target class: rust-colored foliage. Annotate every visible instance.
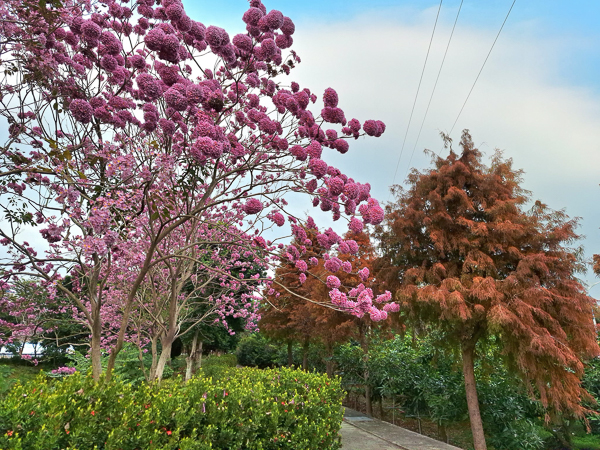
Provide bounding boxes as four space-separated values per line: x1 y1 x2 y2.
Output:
259 228 355 356
376 131 599 419
259 229 381 371
258 229 321 346
309 230 385 337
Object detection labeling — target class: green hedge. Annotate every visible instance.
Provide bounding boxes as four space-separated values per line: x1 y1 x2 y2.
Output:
0 367 343 450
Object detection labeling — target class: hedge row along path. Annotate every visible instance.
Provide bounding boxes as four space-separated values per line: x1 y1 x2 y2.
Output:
340 407 462 450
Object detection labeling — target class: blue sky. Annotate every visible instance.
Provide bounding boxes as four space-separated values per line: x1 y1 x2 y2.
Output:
182 0 600 293
184 0 600 88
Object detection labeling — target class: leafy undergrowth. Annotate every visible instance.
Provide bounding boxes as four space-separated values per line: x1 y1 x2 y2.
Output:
571 434 600 450
0 363 44 395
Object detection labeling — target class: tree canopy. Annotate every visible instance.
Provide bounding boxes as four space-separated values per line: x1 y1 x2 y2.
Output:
376 131 599 450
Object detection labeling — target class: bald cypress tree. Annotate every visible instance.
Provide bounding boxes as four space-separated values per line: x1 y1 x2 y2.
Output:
376 131 599 450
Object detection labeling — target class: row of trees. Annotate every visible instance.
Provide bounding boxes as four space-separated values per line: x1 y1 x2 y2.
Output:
261 131 600 450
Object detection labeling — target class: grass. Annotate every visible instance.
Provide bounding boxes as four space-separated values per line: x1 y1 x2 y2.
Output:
572 434 600 450
0 362 45 395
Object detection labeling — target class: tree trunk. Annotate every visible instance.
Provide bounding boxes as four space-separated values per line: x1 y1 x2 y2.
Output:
359 323 373 417
325 342 335 378
302 339 309 371
149 336 159 381
89 263 103 381
364 383 373 417
185 331 202 382
194 341 203 371
439 424 449 443
325 360 334 378
287 341 293 367
154 334 175 382
90 315 102 381
137 343 149 382
462 341 487 450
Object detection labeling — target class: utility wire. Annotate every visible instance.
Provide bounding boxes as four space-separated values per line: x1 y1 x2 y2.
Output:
448 0 517 137
404 0 463 177
388 0 443 197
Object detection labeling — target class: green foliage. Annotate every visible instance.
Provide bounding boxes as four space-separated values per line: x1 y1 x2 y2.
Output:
63 344 168 385
334 335 465 421
334 333 553 450
200 353 237 378
236 333 280 368
583 356 600 434
332 342 364 390
0 367 344 449
572 433 600 450
478 374 546 450
0 363 43 395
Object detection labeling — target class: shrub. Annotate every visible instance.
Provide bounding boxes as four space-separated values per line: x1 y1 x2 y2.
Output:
0 367 343 449
201 353 238 378
236 333 279 368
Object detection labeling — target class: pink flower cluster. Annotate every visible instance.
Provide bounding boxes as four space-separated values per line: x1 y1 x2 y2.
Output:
69 99 93 124
359 198 385 225
242 198 263 215
50 366 77 376
328 285 392 322
362 120 386 137
326 275 341 289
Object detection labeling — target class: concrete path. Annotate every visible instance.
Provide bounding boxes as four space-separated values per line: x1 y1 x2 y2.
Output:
340 407 463 450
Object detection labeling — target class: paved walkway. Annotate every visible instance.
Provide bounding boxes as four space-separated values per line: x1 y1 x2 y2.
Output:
340 407 463 450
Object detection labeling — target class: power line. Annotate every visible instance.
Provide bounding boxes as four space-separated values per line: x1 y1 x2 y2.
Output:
448 0 517 137
404 0 464 178
388 0 443 196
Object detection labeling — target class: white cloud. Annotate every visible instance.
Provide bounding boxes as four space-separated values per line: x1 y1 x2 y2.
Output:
287 7 600 291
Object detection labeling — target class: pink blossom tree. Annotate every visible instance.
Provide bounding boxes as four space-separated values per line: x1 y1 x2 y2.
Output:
129 220 265 381
0 0 392 381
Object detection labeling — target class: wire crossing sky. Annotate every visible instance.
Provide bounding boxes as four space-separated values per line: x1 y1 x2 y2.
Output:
448 0 517 136
389 0 444 198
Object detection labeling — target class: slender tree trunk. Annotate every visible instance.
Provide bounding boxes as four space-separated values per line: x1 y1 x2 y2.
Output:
185 330 202 381
152 276 181 382
90 312 102 381
89 268 103 381
137 343 148 382
364 381 373 417
359 323 373 417
302 339 309 371
439 424 449 443
155 333 175 382
149 336 159 381
325 343 334 378
287 341 293 367
462 340 487 450
194 340 203 371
